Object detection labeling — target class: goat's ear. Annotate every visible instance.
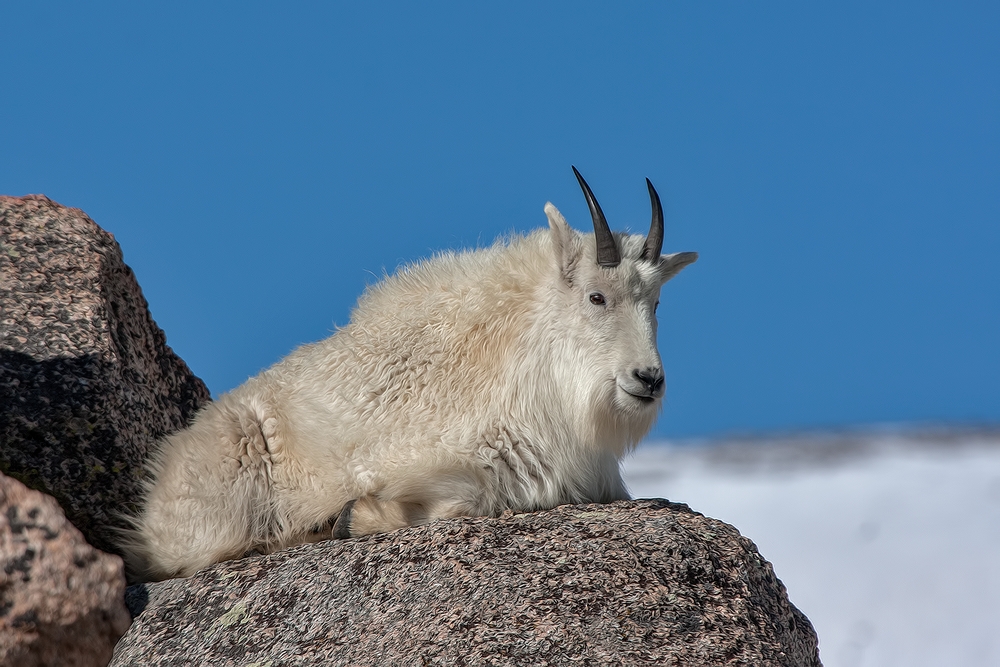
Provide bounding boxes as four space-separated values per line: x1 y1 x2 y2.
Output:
545 203 580 283
658 251 698 284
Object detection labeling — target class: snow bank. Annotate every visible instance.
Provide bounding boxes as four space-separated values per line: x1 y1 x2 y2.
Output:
623 429 1000 667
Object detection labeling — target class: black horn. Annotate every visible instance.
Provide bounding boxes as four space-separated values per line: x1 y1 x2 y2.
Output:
572 166 620 268
641 178 664 261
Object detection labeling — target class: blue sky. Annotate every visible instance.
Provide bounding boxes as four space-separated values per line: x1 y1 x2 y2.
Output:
3 3 998 439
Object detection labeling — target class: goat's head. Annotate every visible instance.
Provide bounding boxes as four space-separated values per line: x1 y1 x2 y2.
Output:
544 167 697 442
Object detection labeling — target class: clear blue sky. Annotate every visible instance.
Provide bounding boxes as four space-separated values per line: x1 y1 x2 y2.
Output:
3 3 998 439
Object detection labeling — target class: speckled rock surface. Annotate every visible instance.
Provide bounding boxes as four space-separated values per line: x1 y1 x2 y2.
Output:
0 195 211 555
113 499 821 666
0 471 131 667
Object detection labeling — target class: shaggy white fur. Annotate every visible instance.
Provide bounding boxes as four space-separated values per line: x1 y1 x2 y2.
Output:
122 192 697 581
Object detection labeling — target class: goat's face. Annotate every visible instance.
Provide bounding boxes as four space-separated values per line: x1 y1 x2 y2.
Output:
545 168 697 427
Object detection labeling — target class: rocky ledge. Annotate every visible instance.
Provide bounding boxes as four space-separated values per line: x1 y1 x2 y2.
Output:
114 499 820 666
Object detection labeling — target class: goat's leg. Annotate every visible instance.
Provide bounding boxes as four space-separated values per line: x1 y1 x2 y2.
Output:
331 495 430 538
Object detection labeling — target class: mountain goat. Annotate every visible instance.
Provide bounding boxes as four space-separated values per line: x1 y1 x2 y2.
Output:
123 167 698 581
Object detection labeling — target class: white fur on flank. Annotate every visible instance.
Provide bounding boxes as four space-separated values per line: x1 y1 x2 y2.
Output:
123 200 697 581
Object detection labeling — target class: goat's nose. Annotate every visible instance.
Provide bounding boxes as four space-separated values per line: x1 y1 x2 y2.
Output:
633 368 665 395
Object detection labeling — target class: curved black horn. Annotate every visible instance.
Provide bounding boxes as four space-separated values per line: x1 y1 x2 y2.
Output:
642 178 664 261
572 166 620 268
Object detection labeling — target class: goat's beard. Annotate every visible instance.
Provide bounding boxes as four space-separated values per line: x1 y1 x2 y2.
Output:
586 382 660 456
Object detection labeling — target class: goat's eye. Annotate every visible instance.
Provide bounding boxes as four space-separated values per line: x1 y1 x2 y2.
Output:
589 292 606 306
654 300 660 314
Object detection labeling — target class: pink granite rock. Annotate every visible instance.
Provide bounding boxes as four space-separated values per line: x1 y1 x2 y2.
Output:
0 471 131 667
0 195 211 556
114 500 821 666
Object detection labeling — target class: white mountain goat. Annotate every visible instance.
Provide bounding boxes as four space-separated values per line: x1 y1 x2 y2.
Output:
123 168 698 581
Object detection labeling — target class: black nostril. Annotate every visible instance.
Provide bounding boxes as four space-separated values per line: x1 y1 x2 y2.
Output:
633 368 664 393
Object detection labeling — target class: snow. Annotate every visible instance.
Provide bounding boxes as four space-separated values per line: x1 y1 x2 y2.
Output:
622 430 1000 667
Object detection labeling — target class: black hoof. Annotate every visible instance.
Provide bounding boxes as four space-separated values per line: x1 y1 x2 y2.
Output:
332 499 356 539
